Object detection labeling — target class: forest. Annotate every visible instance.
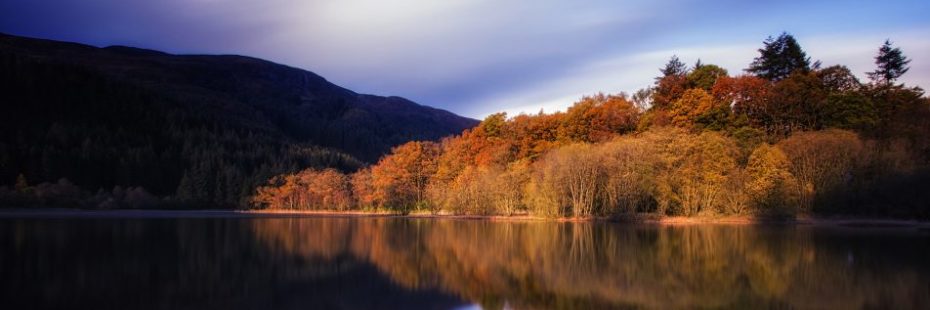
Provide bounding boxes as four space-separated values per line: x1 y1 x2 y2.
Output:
253 33 930 219
0 33 475 209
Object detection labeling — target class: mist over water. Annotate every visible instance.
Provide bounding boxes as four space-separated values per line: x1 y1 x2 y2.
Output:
2 216 929 309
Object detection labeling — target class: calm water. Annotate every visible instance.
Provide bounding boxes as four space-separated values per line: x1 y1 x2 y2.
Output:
1 215 929 309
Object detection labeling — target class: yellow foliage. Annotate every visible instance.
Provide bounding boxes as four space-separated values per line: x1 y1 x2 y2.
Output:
777 129 864 213
669 88 721 127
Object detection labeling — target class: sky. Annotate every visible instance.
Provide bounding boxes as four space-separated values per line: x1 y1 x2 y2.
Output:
1 0 928 119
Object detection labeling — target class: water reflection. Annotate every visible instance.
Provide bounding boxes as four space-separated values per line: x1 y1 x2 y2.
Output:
2 217 929 309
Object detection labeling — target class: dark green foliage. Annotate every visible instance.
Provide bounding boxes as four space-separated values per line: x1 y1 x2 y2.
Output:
868 40 911 84
817 65 861 92
658 55 687 79
767 72 826 133
865 85 930 145
747 32 811 81
687 64 728 91
694 103 731 131
820 92 878 131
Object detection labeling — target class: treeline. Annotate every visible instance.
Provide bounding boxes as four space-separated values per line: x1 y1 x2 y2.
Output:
254 33 930 218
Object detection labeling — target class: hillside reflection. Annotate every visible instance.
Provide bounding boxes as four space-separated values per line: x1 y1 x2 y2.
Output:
2 217 929 309
253 218 930 309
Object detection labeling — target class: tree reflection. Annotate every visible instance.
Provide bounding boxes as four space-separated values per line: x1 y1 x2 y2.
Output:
1 218 927 309
252 219 930 309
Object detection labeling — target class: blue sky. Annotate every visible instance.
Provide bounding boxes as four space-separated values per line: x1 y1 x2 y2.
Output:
2 0 928 118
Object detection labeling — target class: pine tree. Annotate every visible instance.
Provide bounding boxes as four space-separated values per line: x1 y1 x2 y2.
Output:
868 40 910 84
658 55 687 80
747 32 811 81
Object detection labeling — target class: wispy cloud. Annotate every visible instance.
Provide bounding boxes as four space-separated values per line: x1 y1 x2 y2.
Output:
1 0 928 118
490 28 930 118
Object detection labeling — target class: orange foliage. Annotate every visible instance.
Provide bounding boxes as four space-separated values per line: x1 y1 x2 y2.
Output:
669 88 723 127
653 75 690 109
712 75 771 125
250 53 928 218
367 141 441 211
252 168 352 210
558 94 638 143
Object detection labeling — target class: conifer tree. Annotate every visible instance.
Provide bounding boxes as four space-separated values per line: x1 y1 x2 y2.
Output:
747 32 811 81
658 55 687 80
868 40 910 84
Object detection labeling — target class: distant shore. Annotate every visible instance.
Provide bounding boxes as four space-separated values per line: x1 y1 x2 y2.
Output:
0 208 928 228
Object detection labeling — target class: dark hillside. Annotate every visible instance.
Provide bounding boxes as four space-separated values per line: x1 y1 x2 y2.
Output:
0 33 477 207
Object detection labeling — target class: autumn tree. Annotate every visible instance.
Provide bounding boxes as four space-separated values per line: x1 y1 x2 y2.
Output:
721 168 751 215
651 130 739 216
527 144 605 217
479 112 508 138
432 160 530 216
558 94 638 142
599 137 657 214
251 168 352 210
524 169 563 218
777 130 864 213
669 88 730 130
508 112 563 159
368 141 441 212
435 166 493 215
653 56 691 108
712 75 771 130
747 32 811 81
307 169 353 210
251 175 295 209
489 160 531 215
745 144 797 215
351 168 376 208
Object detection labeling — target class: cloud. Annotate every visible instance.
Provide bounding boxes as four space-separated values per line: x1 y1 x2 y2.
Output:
1 0 928 118
254 0 671 116
485 28 930 118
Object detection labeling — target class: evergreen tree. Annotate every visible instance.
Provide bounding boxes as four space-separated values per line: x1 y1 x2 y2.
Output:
658 55 688 80
868 40 910 84
747 32 811 81
652 56 690 108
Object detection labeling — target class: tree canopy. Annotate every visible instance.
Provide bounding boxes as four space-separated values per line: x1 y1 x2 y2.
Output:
746 32 812 81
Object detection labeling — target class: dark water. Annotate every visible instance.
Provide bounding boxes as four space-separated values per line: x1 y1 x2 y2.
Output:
1 215 929 309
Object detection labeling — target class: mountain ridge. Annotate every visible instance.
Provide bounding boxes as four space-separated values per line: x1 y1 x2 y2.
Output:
0 32 477 207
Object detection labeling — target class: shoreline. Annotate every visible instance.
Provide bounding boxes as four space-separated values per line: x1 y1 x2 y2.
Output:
0 208 928 228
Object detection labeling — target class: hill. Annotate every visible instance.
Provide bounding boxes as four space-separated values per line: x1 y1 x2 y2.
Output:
0 33 477 207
